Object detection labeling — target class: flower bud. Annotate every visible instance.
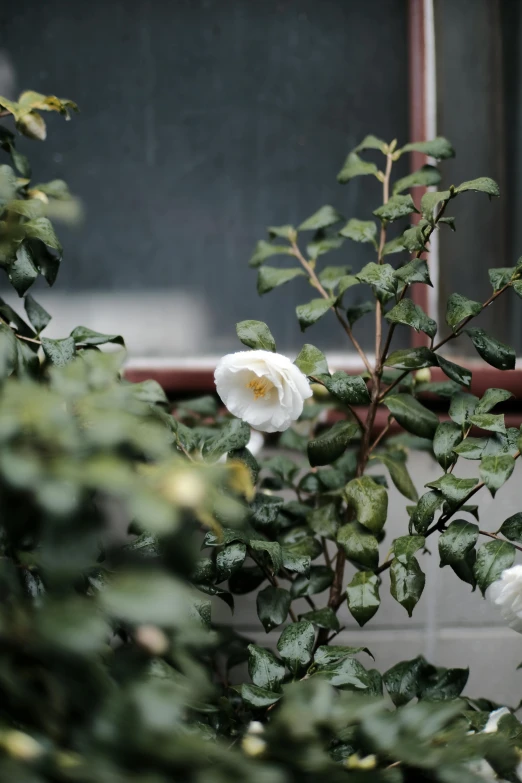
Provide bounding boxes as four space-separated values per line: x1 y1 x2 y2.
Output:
162 469 206 508
346 753 377 770
1 730 43 761
241 735 266 757
135 624 169 656
247 720 264 735
415 368 432 383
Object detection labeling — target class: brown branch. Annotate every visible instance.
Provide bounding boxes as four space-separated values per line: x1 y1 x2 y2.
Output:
290 240 374 377
368 417 392 454
479 529 522 553
374 152 393 367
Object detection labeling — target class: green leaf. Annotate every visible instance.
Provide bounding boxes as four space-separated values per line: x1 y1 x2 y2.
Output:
346 300 374 326
373 194 418 222
300 607 340 630
281 549 310 577
339 218 377 245
247 643 285 689
383 656 432 706
433 422 463 470
268 224 296 240
296 297 335 331
256 586 291 632
314 656 372 691
307 502 340 540
468 413 505 434
337 151 379 183
320 371 370 405
426 474 479 508
401 137 455 159
401 224 427 253
24 293 51 333
314 645 374 665
216 542 247 582
41 336 76 367
385 347 437 370
465 327 516 370
383 235 406 255
8 243 38 296
228 447 259 484
356 262 397 303
99 571 194 626
317 265 350 291
23 217 62 266
455 177 500 197
385 299 437 339
257 266 305 294
499 513 522 543
392 535 425 564
439 520 479 586
70 326 124 347
356 134 387 153
395 258 432 287
307 235 344 260
393 165 441 195
383 393 439 439
202 419 251 461
411 490 444 534
277 621 315 672
337 274 359 296
337 522 379 569
344 476 388 534
307 420 359 467
299 205 343 231
476 388 513 413
479 454 515 496
474 540 516 596
248 239 293 267
436 355 472 388
452 437 490 460
290 566 333 598
294 343 329 376
240 683 281 709
489 267 515 292
236 319 276 352
346 572 380 626
416 379 462 398
7 199 45 219
250 496 285 531
372 452 418 501
448 392 479 426
446 293 482 330
390 556 425 616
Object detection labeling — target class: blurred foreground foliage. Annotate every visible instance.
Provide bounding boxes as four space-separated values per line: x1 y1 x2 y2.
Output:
0 90 519 783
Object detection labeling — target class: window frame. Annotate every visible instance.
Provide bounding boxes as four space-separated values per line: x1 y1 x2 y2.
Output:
125 0 522 405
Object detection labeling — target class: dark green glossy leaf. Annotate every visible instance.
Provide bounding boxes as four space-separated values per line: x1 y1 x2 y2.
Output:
392 535 425 564
257 265 305 295
356 262 397 303
307 502 340 540
339 218 377 245
344 476 388 534
314 645 374 665
439 519 479 586
390 556 425 616
346 572 380 626
320 371 370 405
474 540 516 596
455 177 500 197
8 243 38 296
479 454 515 496
401 137 455 160
299 205 343 231
465 327 516 371
236 319 276 352
276 620 315 672
337 522 379 569
23 294 51 334
346 299 374 326
256 585 291 632
317 265 351 289
307 235 344 260
385 299 437 339
394 258 432 286
41 336 75 367
249 239 293 267
433 422 463 470
476 388 513 413
216 542 247 582
356 134 387 152
489 267 515 292
426 474 479 507
307 420 359 467
250 540 283 573
383 235 406 255
448 392 479 426
294 343 329 376
373 194 417 222
247 643 285 689
436 355 472 388
385 347 437 370
383 393 439 439
70 326 124 347
296 297 335 331
300 607 340 630
446 293 482 330
468 413 505 434
393 165 441 195
499 513 522 543
337 151 379 183
290 565 333 598
240 683 281 708
229 566 266 595
372 452 418 501
410 490 444 534
202 419 251 461
383 656 432 706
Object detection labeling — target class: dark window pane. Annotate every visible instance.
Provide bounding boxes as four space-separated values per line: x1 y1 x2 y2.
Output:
1 0 408 358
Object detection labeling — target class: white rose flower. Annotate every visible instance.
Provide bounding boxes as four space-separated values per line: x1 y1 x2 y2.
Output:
214 350 312 433
487 565 522 633
482 707 511 733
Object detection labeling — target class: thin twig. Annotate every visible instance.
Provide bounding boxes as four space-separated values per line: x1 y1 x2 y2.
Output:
251 551 299 622
479 529 522 553
374 152 393 364
368 417 392 454
15 332 41 346
290 240 374 377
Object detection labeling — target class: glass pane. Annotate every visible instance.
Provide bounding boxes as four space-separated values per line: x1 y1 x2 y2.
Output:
435 0 521 357
0 0 408 359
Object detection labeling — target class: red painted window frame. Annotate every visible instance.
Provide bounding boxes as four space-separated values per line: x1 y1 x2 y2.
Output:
125 0 522 416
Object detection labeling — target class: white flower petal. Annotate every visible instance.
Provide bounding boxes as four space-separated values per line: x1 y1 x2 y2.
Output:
214 349 311 433
483 707 511 733
487 565 522 635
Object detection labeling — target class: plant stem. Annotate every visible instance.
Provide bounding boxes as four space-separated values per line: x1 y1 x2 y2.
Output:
374 153 393 364
479 529 522 553
368 417 392 454
290 240 374 377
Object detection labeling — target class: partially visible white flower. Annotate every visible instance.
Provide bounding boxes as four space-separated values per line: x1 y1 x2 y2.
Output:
483 707 511 734
214 350 312 433
247 429 264 457
247 720 264 735
241 735 266 757
487 565 522 633
467 759 498 780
